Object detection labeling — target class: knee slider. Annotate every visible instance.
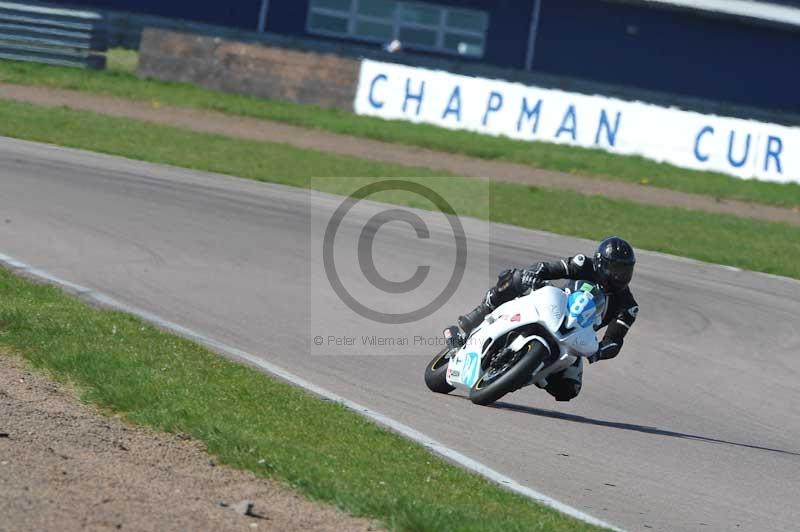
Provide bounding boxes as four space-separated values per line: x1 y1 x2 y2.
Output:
548 379 581 402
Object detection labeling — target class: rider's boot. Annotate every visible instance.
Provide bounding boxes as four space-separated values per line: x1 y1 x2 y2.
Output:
442 300 489 350
457 300 493 336
446 285 504 346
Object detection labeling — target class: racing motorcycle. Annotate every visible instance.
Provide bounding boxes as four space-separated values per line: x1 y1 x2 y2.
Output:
424 280 606 406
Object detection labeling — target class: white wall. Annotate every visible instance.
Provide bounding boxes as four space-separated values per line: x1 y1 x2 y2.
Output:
354 59 799 184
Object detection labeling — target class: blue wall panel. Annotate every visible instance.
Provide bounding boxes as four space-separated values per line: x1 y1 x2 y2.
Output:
480 0 534 69
533 0 800 113
264 1 308 35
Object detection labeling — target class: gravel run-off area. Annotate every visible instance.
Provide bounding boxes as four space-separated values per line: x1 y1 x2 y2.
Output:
0 351 380 532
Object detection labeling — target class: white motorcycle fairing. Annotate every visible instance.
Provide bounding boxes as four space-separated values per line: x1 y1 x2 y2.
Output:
445 285 601 392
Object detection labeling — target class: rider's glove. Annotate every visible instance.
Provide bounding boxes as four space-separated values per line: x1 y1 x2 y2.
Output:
521 268 536 288
522 268 547 290
521 266 546 291
590 340 621 364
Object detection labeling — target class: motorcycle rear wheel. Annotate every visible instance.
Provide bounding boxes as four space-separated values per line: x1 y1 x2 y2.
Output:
424 347 456 394
468 341 548 406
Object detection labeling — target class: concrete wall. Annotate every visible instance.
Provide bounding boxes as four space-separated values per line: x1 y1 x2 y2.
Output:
137 28 360 110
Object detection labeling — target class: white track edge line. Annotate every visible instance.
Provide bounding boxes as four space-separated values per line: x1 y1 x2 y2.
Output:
0 252 622 531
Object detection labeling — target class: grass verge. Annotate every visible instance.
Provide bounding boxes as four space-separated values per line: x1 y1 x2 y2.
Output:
0 268 604 532
1 97 798 279
0 99 443 179
0 52 798 208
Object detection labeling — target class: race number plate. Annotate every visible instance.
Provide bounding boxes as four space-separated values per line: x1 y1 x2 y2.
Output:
448 351 481 387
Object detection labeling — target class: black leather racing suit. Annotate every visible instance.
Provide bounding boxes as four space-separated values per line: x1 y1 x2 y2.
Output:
525 254 639 363
463 254 639 401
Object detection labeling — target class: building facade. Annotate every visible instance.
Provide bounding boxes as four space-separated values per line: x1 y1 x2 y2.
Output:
55 0 800 114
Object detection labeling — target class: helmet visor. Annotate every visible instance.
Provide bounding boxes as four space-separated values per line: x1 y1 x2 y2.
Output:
604 260 634 290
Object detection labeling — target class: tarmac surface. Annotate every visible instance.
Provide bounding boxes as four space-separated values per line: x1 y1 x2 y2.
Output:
1 137 799 531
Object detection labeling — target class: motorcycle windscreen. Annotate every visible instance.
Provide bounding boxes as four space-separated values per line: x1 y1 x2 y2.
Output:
565 281 606 330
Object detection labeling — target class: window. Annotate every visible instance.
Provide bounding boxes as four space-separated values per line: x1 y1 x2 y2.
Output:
359 0 394 17
309 12 350 34
400 4 440 26
354 19 393 40
307 0 488 58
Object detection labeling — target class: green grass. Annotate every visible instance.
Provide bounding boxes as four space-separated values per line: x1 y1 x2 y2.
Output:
1 97 797 279
0 269 604 532
0 99 443 179
1 52 799 208
107 47 139 74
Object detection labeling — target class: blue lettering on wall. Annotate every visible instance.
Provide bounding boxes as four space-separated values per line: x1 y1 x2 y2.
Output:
556 105 578 141
517 97 542 134
727 131 751 168
442 86 462 122
595 110 622 147
403 78 425 116
482 91 504 126
764 136 784 174
368 74 388 109
694 126 714 162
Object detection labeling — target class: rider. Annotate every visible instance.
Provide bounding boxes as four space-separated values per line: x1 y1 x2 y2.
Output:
449 236 639 402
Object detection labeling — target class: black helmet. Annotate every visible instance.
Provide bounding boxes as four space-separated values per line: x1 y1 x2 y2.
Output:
594 236 635 293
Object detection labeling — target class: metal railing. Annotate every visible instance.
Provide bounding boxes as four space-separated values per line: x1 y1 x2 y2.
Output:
0 1 107 69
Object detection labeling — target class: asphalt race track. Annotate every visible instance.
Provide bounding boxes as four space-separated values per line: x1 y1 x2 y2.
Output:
1 137 799 531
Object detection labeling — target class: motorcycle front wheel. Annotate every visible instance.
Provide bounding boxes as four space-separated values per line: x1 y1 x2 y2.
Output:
468 341 548 406
424 347 456 394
